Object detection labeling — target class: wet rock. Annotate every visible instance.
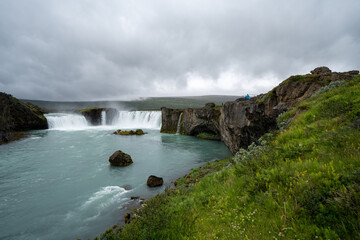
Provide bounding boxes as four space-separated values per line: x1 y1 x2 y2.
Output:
76 107 103 125
130 196 140 200
121 184 132 190
147 175 164 187
109 150 133 166
160 108 183 133
113 129 146 135
76 107 117 125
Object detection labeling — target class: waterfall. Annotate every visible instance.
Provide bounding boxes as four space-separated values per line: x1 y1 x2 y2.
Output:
176 113 183 134
45 113 88 130
45 111 162 130
111 111 162 130
101 111 106 126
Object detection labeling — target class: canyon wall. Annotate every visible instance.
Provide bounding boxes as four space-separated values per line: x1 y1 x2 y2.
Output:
161 67 359 154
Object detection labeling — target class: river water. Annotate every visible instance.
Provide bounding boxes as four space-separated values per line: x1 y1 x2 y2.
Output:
0 111 231 240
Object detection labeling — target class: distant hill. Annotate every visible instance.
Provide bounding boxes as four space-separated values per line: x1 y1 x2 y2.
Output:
22 95 241 112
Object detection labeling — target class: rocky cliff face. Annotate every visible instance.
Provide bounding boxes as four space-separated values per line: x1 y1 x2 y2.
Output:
160 108 183 133
182 103 220 136
160 103 221 135
219 98 277 154
161 67 359 154
221 67 359 153
0 92 48 144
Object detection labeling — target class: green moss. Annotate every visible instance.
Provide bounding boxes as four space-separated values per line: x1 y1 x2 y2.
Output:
257 86 278 103
214 105 222 111
197 132 221 141
160 129 177 134
113 129 146 135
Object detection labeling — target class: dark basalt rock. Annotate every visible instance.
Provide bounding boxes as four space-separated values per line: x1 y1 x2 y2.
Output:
161 103 220 137
160 108 183 133
76 107 117 126
109 150 133 166
182 102 220 136
0 92 48 144
147 175 164 187
76 107 103 125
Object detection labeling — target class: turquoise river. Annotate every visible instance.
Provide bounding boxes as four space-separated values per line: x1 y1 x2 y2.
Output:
0 111 231 239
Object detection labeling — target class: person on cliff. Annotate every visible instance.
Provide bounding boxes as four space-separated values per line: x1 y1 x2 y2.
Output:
245 94 250 100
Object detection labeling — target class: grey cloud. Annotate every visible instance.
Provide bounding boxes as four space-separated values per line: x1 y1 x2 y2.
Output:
0 0 359 100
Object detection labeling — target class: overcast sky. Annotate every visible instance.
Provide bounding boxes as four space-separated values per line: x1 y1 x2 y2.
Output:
0 0 359 101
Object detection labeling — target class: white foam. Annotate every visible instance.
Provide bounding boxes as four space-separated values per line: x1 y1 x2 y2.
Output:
45 111 162 130
45 113 88 130
81 186 127 209
101 110 106 126
65 186 129 223
111 111 162 129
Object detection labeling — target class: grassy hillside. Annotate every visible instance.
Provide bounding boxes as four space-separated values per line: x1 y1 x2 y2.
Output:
95 76 360 240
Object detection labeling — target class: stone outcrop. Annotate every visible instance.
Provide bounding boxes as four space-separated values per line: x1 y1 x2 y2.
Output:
219 98 277 154
161 103 221 137
147 175 164 187
160 108 183 133
109 150 133 166
160 67 359 154
182 103 220 136
0 92 48 144
76 107 117 125
113 129 146 135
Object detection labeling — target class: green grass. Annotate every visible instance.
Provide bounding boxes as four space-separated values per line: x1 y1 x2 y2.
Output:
95 76 360 240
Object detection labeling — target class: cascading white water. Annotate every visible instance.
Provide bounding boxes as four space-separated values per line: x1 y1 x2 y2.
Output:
111 111 162 129
176 112 183 134
45 113 88 130
101 111 106 126
45 111 162 130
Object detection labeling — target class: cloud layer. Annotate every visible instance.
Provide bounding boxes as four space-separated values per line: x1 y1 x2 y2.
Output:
0 0 359 100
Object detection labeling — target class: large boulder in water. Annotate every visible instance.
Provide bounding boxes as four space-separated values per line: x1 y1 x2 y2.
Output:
147 175 164 187
109 150 133 166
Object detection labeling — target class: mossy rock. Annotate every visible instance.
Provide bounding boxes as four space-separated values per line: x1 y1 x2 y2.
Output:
77 107 104 113
196 132 221 141
113 129 147 135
